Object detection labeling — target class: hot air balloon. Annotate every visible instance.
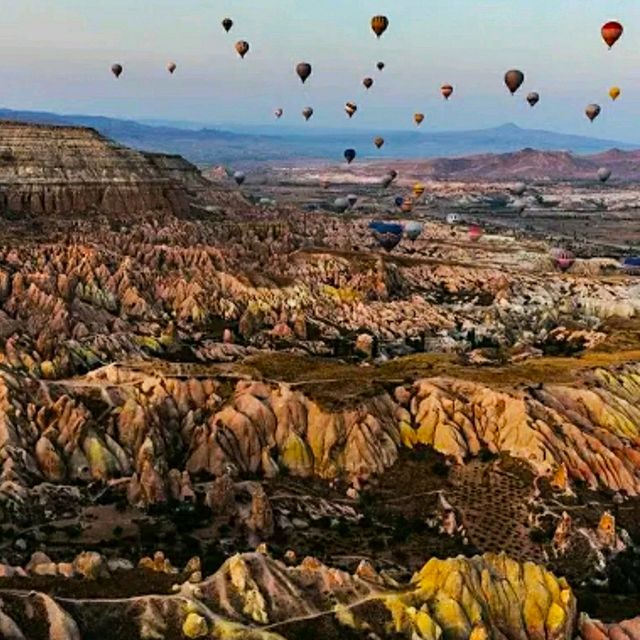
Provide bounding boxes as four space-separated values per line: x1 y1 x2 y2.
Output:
344 148 356 164
609 86 621 101
446 213 460 225
441 84 454 100
302 107 314 121
526 92 539 107
405 221 424 241
512 182 527 196
377 62 385 71
363 77 374 90
512 199 526 215
585 104 601 122
414 113 425 126
381 172 396 188
374 136 384 149
296 62 312 84
468 225 483 242
233 171 245 186
111 63 123 78
167 62 177 74
222 18 233 33
345 102 358 118
370 221 403 252
412 183 425 198
371 15 389 38
347 194 358 208
601 21 623 49
597 167 612 183
621 256 640 274
401 199 414 213
334 198 349 213
550 248 575 272
274 108 283 119
235 41 250 58
504 69 525 95
394 196 404 208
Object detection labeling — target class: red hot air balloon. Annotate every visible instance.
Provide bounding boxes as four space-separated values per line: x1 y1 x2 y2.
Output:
468 225 483 242
601 21 623 49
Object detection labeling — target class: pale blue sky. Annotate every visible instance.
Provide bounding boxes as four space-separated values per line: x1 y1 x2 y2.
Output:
0 1 638 139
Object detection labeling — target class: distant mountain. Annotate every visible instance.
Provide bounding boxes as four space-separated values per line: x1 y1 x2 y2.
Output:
0 108 637 166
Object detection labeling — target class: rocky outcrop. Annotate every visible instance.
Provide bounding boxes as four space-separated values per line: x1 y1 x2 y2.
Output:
0 121 195 217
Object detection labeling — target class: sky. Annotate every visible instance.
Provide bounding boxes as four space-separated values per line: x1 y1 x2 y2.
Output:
1 0 638 140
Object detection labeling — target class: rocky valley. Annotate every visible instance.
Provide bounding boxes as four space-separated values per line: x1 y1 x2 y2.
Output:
0 121 640 639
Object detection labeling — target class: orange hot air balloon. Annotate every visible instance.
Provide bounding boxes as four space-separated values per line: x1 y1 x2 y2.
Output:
609 86 621 101
371 15 389 38
441 84 453 100
235 41 250 58
601 21 623 49
414 113 425 125
363 77 374 90
401 198 414 213
374 136 384 149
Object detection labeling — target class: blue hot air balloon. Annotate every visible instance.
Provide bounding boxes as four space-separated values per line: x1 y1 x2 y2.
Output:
370 221 404 252
394 196 404 208
621 256 640 274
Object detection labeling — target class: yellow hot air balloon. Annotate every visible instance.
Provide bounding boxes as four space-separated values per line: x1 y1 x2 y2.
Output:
609 86 621 101
412 183 425 198
414 113 425 126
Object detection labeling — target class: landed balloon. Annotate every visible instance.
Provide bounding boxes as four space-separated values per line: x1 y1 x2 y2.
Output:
363 77 374 90
512 182 527 196
468 225 483 242
374 136 384 149
370 221 403 252
167 62 177 74
274 108 283 119
585 104 601 122
222 18 233 33
601 21 623 49
377 61 385 71
621 256 640 274
504 69 525 95
344 148 356 164
550 248 575 272
405 221 424 241
609 86 621 101
302 107 314 121
441 84 454 100
371 15 389 38
235 41 250 58
111 63 123 78
334 197 349 213
233 171 245 186
526 92 539 107
412 183 425 198
414 113 425 126
597 167 612 183
296 62 312 84
345 102 358 118
347 194 358 208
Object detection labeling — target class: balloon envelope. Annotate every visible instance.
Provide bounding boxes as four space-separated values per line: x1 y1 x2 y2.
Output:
526 92 539 107
371 15 389 38
233 171 245 185
274 108 283 118
235 41 250 58
371 221 403 251
405 221 424 241
414 113 425 125
374 137 384 149
167 62 177 74
601 21 623 48
363 77 374 90
550 248 575 271
296 62 312 83
585 104 601 122
504 69 525 94
347 194 358 207
302 107 314 120
441 84 453 99
609 86 621 101
597 167 612 183
222 18 233 32
334 198 349 212
468 225 483 241
377 61 385 71
512 182 527 196
344 148 356 164
394 197 404 208
345 102 358 118
111 63 123 78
